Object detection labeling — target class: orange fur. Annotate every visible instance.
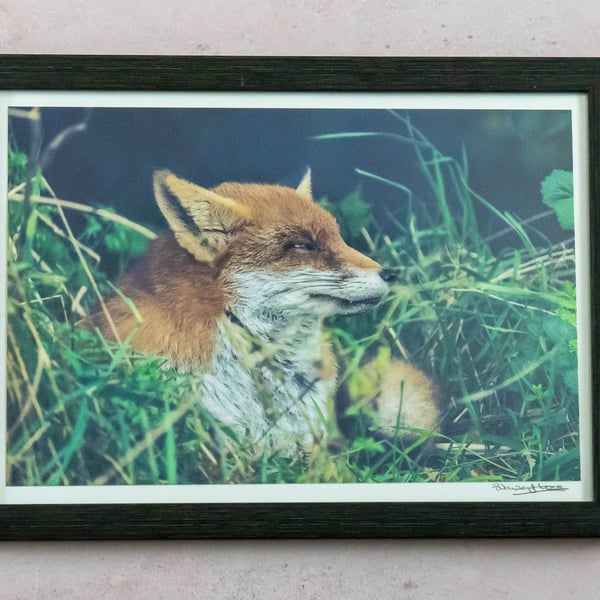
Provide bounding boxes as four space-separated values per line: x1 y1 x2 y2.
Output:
91 170 439 453
98 173 380 367
101 234 224 367
368 360 441 437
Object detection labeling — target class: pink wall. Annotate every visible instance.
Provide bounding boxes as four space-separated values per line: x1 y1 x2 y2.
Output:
1 1 599 597
0 0 596 56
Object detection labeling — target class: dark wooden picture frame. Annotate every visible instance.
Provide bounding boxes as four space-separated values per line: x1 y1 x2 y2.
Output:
1 56 599 539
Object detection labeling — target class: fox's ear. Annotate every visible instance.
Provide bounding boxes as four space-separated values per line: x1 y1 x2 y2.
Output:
295 167 313 201
153 171 251 261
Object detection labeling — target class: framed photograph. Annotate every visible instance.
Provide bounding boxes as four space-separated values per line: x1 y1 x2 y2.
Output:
1 56 598 539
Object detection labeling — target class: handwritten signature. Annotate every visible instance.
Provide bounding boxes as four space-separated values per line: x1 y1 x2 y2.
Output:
491 482 569 496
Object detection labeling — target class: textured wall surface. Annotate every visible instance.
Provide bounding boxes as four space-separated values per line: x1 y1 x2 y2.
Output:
0 0 598 56
1 539 600 599
1 0 599 598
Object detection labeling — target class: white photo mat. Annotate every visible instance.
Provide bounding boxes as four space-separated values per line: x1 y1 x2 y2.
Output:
1 91 592 504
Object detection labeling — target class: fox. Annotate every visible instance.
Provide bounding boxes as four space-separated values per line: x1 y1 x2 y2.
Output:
96 169 440 456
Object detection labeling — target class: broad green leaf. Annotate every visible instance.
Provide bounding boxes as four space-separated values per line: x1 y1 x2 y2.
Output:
337 187 372 239
352 437 385 453
541 169 574 230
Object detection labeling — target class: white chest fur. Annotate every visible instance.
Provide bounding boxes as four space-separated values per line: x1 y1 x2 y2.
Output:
196 264 386 456
200 320 334 456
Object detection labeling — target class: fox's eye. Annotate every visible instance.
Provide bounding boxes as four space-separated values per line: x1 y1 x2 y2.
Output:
285 240 318 252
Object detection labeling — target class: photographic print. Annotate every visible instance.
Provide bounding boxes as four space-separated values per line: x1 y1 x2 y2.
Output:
2 91 592 505
0 56 598 540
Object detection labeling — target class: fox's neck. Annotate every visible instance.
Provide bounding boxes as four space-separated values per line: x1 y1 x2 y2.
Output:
225 304 323 366
223 269 332 365
204 306 331 454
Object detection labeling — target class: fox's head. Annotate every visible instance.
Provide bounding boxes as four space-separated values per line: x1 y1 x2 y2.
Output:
153 170 395 332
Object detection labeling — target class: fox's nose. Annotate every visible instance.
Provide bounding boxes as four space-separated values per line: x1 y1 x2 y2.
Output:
379 268 399 283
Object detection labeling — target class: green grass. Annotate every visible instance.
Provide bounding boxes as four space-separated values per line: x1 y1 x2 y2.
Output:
5 110 581 486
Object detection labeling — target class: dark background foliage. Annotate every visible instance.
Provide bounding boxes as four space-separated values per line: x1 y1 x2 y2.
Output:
10 107 572 240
